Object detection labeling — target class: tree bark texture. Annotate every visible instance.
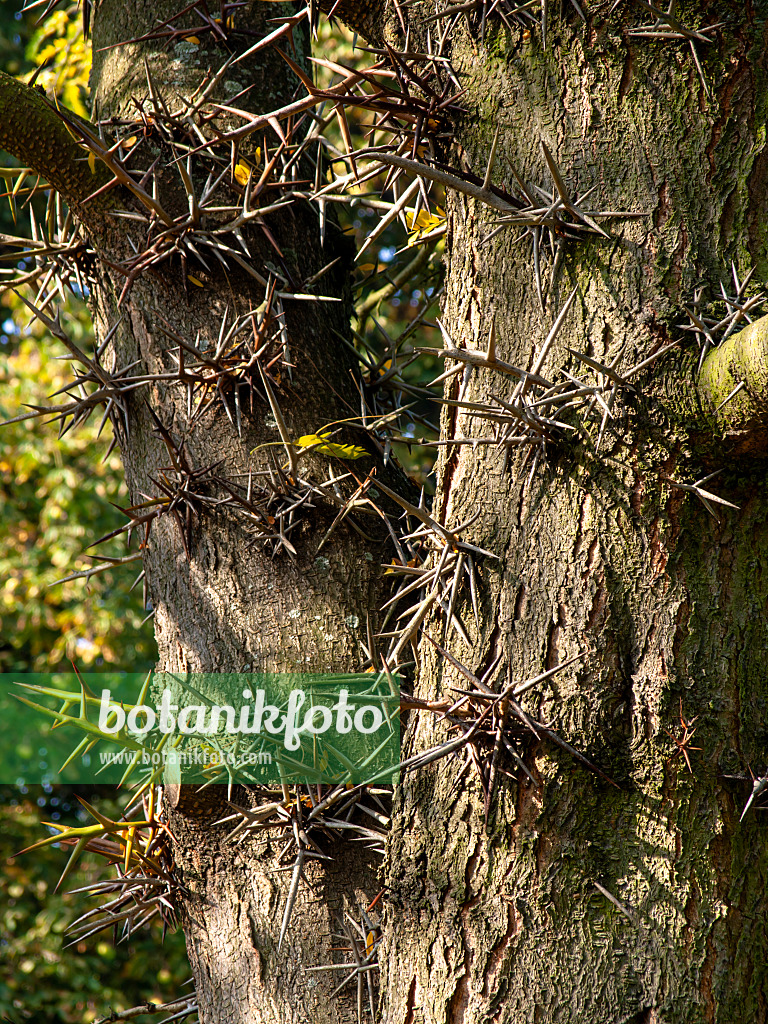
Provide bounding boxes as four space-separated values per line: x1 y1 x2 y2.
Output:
84 3 395 1021
382 3 768 1023
4 0 768 1022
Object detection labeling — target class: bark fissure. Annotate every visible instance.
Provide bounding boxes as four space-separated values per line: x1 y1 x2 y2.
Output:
382 4 768 1022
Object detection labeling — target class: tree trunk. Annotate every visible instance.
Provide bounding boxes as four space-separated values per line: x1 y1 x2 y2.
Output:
85 3 394 1021
382 3 768 1022
3 0 768 1022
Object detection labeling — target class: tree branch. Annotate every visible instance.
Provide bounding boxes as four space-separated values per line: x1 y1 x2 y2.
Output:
355 243 432 324
0 71 111 215
698 312 768 455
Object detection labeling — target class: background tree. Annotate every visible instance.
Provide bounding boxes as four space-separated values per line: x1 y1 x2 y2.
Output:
2 1 768 1023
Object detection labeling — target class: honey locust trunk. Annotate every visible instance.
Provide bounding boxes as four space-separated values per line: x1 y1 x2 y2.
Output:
381 3 768 1022
4 0 768 1021
83 2 392 1021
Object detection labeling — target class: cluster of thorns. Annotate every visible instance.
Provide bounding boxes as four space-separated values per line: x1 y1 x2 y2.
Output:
1 0 757 1018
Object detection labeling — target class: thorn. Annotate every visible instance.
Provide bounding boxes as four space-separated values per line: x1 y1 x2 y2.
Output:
482 128 500 192
485 316 496 362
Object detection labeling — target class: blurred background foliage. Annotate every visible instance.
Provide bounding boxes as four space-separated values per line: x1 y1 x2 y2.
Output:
0 786 193 1023
0 2 447 1021
25 2 91 117
0 314 157 674
0 0 155 675
314 18 445 484
0 5 186 1022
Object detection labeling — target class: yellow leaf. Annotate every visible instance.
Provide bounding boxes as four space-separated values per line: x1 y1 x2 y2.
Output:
233 150 262 187
187 275 204 287
87 151 96 175
365 930 377 956
123 136 138 149
185 35 201 44
384 556 419 574
296 432 367 460
405 207 445 241
234 161 252 187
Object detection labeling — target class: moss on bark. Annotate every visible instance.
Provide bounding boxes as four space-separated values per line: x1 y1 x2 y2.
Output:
0 71 112 214
698 313 768 454
381 5 768 1023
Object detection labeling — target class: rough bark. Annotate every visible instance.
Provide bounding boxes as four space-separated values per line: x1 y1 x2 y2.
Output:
3 1 768 1022
84 3 393 1021
382 3 768 1023
169 797 382 1024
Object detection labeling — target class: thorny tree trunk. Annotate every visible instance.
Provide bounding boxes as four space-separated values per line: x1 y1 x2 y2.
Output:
84 3 393 1022
382 3 768 1023
3 0 768 1022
